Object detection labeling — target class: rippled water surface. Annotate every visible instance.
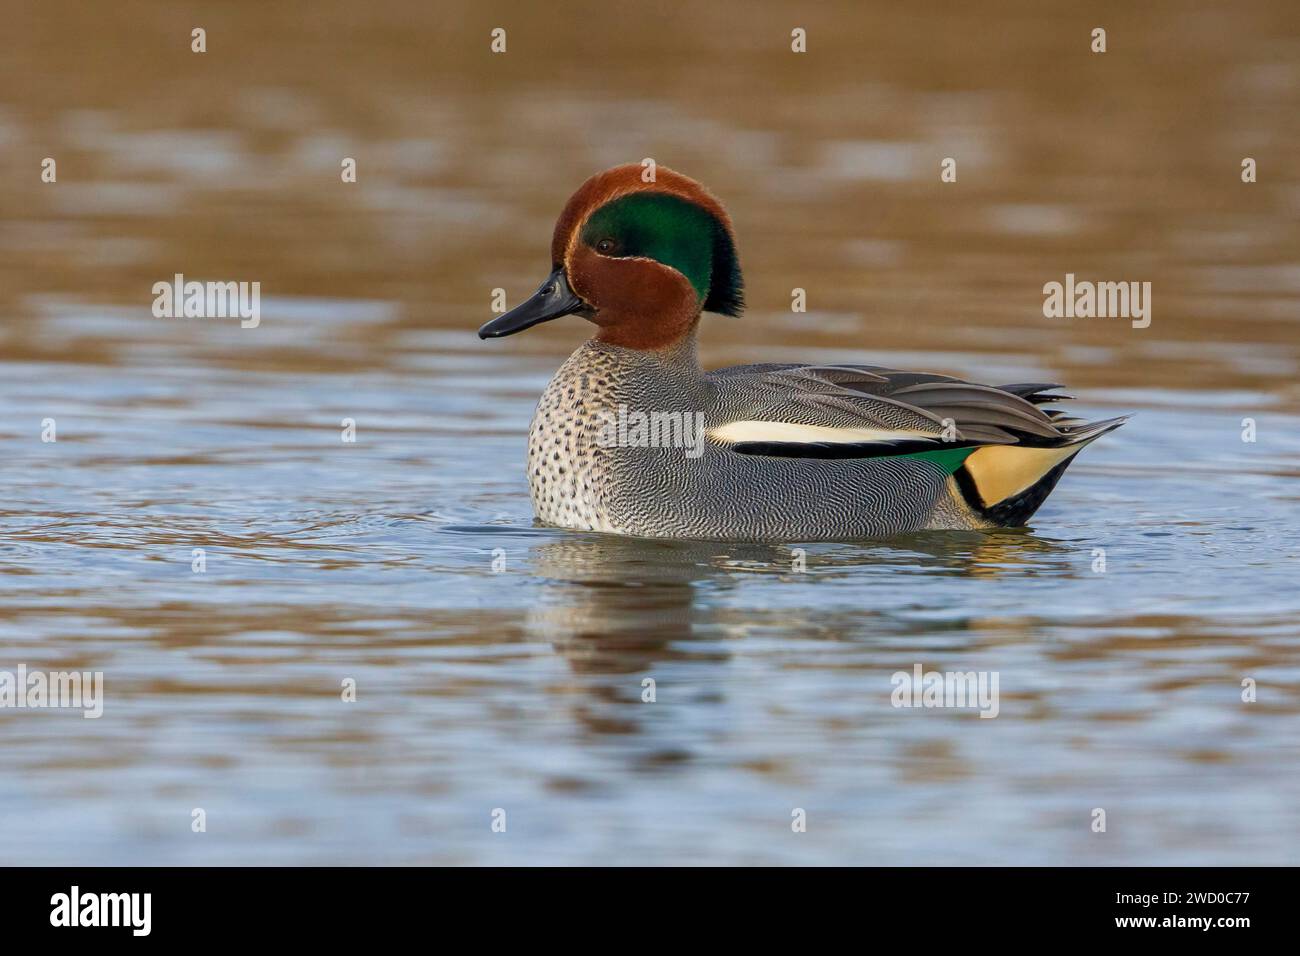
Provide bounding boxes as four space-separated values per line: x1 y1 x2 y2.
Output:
2 1 1299 864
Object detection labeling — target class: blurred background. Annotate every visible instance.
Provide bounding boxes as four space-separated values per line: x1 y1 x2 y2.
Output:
1 0 1298 865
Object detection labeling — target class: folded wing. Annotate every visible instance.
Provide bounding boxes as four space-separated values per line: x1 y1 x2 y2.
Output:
705 363 1126 510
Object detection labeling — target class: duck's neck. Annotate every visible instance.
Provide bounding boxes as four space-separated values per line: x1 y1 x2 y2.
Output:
587 327 702 377
593 297 702 352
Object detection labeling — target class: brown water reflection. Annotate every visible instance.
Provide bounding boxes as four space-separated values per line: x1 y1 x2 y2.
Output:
5 1 1299 391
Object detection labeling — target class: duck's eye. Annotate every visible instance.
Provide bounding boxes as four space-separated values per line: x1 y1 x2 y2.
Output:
596 238 615 254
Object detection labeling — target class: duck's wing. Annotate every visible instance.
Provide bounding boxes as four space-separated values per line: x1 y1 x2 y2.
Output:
705 363 1125 458
704 363 1127 519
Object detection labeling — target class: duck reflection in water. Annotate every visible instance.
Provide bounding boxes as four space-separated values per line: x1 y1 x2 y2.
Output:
520 529 1077 738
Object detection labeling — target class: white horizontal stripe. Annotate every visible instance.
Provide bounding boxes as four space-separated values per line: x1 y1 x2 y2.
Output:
709 420 936 445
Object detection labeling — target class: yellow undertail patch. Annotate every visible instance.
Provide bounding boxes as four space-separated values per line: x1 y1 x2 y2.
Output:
963 443 1083 507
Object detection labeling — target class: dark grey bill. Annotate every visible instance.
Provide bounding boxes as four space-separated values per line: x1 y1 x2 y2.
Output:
478 268 587 339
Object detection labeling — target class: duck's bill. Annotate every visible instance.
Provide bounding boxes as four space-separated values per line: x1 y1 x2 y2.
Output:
478 268 587 339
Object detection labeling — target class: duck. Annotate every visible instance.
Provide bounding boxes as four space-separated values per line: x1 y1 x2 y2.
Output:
479 163 1125 541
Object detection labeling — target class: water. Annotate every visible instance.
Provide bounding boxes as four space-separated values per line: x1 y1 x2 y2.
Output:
2 0 1299 864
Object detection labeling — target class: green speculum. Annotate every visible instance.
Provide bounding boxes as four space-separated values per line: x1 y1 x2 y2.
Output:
898 446 978 474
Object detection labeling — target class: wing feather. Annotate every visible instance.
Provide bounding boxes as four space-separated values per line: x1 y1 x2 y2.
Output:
705 363 1095 457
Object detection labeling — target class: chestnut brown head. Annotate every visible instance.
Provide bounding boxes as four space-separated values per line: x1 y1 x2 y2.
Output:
479 164 743 350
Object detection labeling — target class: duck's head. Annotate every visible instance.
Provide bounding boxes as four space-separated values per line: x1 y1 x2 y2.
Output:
478 163 743 350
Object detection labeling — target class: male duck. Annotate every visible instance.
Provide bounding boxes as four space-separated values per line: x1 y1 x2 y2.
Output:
479 164 1124 541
